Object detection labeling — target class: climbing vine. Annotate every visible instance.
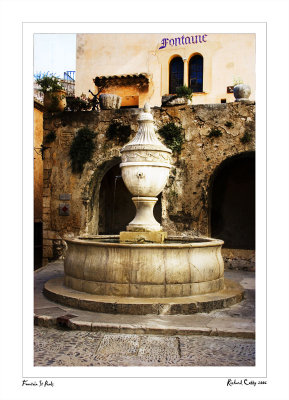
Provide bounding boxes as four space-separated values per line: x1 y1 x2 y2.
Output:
106 122 132 144
43 130 56 144
224 121 233 128
208 127 222 138
240 131 253 144
158 122 184 153
69 127 96 173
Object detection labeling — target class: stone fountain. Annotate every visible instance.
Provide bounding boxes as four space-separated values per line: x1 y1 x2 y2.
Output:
44 104 244 315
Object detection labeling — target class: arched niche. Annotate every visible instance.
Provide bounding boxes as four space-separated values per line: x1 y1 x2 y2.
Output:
82 157 121 235
209 152 255 249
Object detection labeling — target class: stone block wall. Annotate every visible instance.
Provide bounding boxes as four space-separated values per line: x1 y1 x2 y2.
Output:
42 102 255 265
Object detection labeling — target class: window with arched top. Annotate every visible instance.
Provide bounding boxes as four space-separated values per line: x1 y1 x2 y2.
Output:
189 55 203 92
169 57 184 94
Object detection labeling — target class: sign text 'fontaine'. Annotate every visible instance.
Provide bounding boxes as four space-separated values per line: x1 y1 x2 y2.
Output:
159 34 208 50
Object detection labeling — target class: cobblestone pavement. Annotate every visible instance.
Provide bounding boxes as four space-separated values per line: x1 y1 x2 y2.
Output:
34 326 255 367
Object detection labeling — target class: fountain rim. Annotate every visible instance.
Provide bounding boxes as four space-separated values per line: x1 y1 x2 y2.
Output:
64 235 224 248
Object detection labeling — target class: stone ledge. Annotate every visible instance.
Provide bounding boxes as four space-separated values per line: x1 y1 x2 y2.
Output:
119 231 167 244
43 277 244 316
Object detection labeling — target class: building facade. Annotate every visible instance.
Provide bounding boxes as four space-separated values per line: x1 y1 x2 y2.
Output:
38 33 256 269
76 33 255 107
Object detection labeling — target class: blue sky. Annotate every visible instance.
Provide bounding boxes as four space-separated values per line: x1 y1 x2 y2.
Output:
34 34 76 79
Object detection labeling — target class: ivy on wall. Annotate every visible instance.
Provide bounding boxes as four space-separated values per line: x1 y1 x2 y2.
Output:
43 130 56 144
240 131 252 144
208 128 222 138
158 122 184 153
69 127 96 173
106 122 132 144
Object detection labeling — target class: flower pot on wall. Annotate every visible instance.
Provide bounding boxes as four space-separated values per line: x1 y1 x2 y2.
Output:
44 90 67 112
233 84 251 102
99 94 121 109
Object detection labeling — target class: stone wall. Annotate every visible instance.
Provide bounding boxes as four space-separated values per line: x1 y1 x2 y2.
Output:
42 102 255 265
34 102 44 222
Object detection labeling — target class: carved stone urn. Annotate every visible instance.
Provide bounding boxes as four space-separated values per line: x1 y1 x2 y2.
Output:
120 103 172 240
99 94 121 109
233 84 251 102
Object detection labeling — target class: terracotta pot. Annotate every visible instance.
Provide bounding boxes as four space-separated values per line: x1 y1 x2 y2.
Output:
99 94 121 109
44 90 67 112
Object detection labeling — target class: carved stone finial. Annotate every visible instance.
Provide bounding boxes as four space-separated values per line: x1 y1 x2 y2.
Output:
120 103 172 234
143 103 150 113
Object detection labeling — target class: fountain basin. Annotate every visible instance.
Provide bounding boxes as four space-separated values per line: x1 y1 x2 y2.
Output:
44 236 244 315
62 235 224 298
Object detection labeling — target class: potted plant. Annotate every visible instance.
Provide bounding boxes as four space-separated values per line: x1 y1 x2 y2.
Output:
175 85 193 103
65 93 92 112
35 72 67 111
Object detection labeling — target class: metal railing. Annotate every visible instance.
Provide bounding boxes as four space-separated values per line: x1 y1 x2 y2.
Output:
63 71 75 81
62 71 75 96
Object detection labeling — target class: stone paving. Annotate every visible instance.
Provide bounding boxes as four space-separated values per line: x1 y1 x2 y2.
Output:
34 327 255 366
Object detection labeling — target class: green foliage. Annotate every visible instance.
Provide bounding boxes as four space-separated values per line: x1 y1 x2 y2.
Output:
158 122 184 153
106 122 132 144
44 130 56 144
240 131 252 144
233 76 244 86
34 72 64 93
208 128 222 138
175 85 193 100
225 121 233 128
69 127 96 173
66 94 92 112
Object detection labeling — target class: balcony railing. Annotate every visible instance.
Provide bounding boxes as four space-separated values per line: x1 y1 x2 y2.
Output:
62 71 75 96
64 71 75 81
61 80 75 96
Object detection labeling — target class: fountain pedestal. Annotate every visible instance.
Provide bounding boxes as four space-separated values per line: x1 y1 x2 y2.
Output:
126 196 160 232
119 103 171 243
119 196 167 244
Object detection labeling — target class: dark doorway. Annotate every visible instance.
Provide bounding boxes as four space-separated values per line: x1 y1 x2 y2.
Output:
34 222 43 270
99 164 162 234
210 152 255 249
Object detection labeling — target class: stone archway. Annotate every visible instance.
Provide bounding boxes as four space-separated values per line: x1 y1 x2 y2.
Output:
209 152 255 249
98 163 162 234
